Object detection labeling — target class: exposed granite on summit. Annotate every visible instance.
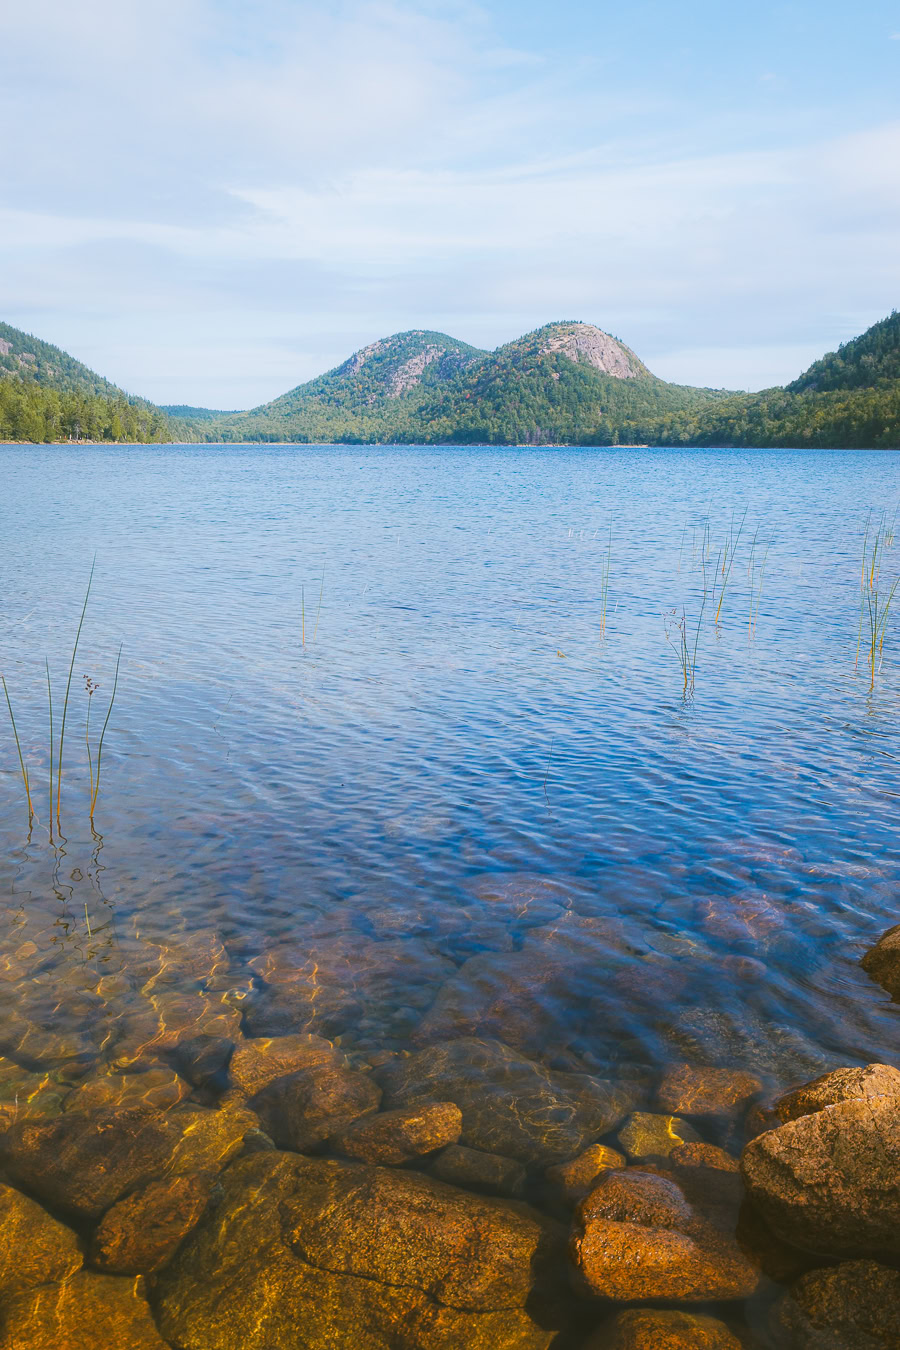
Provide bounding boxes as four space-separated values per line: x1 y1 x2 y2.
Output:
537 324 644 379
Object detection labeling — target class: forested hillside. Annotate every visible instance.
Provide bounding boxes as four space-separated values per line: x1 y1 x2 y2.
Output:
0 321 172 442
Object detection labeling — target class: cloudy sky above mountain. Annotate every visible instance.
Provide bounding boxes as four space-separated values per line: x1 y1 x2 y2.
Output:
2 0 898 407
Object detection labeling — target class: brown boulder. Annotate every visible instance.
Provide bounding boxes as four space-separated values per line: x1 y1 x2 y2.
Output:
741 1092 900 1258
545 1144 625 1205
616 1111 702 1161
570 1169 758 1302
774 1063 900 1122
92 1173 213 1274
0 1107 179 1219
589 1308 744 1349
0 1183 81 1296
166 1103 260 1175
378 1038 634 1166
432 1144 527 1198
156 1150 566 1349
861 924 900 998
334 1102 461 1164
0 1270 169 1349
229 1034 343 1097
771 1260 900 1348
63 1065 190 1114
413 950 573 1049
657 1063 761 1119
251 1064 380 1151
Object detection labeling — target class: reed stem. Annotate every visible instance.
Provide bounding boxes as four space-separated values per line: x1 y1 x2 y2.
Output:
56 559 94 825
1 674 34 823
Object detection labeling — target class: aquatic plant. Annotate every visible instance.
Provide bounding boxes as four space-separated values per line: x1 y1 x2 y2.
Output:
89 644 122 821
856 515 898 689
746 526 770 639
710 508 747 627
1 673 34 825
55 562 94 825
664 595 706 696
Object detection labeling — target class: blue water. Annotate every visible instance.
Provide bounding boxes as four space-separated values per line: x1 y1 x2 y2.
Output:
0 443 898 1101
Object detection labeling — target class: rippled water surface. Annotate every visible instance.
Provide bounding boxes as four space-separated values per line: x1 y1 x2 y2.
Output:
0 443 898 1338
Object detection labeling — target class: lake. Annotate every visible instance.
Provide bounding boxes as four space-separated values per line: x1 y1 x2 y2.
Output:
0 442 898 1346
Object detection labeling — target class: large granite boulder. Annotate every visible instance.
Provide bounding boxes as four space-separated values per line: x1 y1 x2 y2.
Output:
412 950 576 1049
771 1260 900 1348
773 1063 900 1123
861 924 900 998
569 1169 758 1302
432 1145 527 1198
377 1038 634 1166
656 1063 761 1120
740 1071 900 1259
229 1033 343 1097
0 1183 81 1296
0 1271 169 1350
156 1150 566 1349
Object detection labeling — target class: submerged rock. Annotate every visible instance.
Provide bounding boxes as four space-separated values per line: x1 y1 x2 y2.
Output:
63 1065 190 1114
431 1144 527 1198
589 1308 744 1349
569 1169 758 1303
0 1182 81 1297
251 1063 381 1152
91 1173 213 1274
665 1006 829 1082
334 1102 462 1165
229 1033 343 1097
0 1107 180 1219
156 1150 566 1349
616 1112 702 1161
378 1037 634 1166
656 1063 761 1119
860 924 900 998
413 949 574 1049
0 1057 70 1130
771 1260 900 1349
0 1270 169 1350
544 1144 626 1206
741 1079 900 1259
245 935 455 1038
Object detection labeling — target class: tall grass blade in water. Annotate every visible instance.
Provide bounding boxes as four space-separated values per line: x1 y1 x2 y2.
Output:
1 674 34 825
46 659 53 834
90 644 122 821
313 568 325 643
664 593 706 697
55 560 94 825
713 507 747 627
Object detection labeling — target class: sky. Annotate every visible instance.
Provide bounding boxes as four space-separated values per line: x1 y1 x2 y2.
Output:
1 0 899 408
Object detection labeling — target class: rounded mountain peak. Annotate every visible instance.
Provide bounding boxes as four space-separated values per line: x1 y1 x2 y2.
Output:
532 322 648 379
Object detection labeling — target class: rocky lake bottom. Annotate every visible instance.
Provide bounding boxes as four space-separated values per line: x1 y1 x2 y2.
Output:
0 443 898 1347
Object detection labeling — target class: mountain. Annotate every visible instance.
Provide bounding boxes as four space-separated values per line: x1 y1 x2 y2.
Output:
641 312 900 450
787 310 900 393
216 330 486 442
208 322 728 445
0 320 172 443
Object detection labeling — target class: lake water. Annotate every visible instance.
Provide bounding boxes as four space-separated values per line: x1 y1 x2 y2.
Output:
0 443 898 1344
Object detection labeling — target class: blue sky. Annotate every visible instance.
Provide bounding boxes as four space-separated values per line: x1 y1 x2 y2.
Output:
1 0 898 407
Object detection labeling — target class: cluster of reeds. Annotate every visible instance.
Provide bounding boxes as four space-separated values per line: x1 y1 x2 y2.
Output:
1 563 122 834
856 514 898 691
664 595 706 697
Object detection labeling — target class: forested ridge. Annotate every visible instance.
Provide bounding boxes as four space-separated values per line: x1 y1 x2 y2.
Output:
2 314 899 448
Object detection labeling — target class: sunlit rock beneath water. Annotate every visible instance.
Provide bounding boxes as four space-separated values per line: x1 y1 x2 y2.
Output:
0 1271 169 1350
156 1151 566 1350
0 1182 82 1297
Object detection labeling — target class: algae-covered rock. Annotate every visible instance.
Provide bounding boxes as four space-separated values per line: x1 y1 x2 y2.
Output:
0 1182 82 1297
741 1091 900 1258
92 1172 213 1274
589 1308 744 1348
378 1038 634 1166
860 924 900 998
616 1111 701 1161
157 1150 566 1349
251 1063 380 1151
431 1144 527 1198
334 1101 461 1165
229 1033 343 1097
569 1169 758 1303
771 1260 900 1348
0 1270 169 1349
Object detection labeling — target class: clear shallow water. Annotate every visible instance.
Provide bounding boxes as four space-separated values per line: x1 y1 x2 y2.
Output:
0 444 898 1335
